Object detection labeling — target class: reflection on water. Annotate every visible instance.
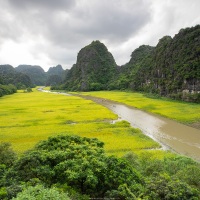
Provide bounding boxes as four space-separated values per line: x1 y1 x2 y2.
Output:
82 95 200 161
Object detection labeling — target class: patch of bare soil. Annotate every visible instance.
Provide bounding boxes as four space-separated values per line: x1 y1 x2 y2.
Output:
189 122 200 130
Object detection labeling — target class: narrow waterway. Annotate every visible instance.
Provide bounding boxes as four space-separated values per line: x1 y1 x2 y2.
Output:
40 89 200 161
80 95 200 161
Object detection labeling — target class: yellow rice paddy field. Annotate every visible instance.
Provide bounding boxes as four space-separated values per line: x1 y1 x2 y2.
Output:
0 89 172 159
77 91 200 124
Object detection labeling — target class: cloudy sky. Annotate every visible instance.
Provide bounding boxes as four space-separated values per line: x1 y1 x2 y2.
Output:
0 0 200 71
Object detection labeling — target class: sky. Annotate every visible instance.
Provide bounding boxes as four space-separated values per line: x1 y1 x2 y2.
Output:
0 0 200 71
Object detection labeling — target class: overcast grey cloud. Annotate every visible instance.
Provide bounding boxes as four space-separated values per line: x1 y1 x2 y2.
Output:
0 0 199 71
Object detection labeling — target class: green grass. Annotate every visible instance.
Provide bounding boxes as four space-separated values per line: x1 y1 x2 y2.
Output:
0 89 170 158
76 91 200 124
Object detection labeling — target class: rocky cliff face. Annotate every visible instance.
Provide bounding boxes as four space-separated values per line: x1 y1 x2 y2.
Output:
65 40 117 91
46 65 64 76
117 45 154 90
54 25 200 102
46 65 65 86
149 26 200 96
120 25 200 102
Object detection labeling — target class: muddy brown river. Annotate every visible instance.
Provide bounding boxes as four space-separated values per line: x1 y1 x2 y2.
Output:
40 89 200 161
81 95 200 162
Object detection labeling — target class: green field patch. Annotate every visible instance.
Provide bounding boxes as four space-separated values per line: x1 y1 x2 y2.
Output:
0 89 163 157
76 91 200 124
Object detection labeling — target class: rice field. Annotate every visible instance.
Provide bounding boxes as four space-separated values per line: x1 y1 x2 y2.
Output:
76 91 200 124
0 89 171 159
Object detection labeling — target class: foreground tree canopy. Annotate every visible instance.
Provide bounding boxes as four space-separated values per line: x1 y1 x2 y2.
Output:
0 135 199 199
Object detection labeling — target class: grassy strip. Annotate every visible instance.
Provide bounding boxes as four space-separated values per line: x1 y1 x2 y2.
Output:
0 89 170 158
75 91 200 124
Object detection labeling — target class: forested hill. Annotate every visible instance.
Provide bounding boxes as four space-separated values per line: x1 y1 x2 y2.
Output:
59 25 200 102
0 64 66 88
15 64 65 86
46 64 64 76
15 65 46 85
46 65 66 86
63 40 117 91
0 64 32 88
120 25 200 102
1 25 199 101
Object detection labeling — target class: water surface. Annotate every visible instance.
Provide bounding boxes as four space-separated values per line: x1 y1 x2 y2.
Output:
82 95 200 161
40 89 200 161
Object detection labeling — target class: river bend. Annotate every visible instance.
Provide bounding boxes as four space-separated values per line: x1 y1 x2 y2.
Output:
81 95 200 161
40 89 200 161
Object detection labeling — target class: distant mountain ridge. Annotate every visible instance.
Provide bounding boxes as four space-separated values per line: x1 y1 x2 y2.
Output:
46 65 66 86
15 64 65 86
1 25 199 102
0 64 66 87
0 64 32 88
15 65 46 85
47 64 64 76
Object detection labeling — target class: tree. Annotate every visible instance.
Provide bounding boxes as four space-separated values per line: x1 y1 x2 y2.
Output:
0 142 16 168
6 135 142 198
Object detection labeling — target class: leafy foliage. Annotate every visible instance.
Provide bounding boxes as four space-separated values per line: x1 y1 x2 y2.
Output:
0 84 17 97
12 184 70 200
0 135 199 199
124 152 200 199
3 135 142 199
144 173 199 200
0 142 16 168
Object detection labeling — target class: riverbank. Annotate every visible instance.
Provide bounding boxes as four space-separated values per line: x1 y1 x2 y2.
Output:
1 89 164 158
74 91 200 129
41 89 200 161
75 94 200 162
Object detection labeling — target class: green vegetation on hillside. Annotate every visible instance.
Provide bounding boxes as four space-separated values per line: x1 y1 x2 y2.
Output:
46 64 66 86
0 135 199 199
54 25 200 103
0 64 66 88
121 25 200 102
57 40 117 91
0 65 32 89
15 65 46 86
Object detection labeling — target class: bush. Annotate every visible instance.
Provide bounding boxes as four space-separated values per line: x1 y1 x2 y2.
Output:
12 185 70 200
0 84 17 97
144 173 199 200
